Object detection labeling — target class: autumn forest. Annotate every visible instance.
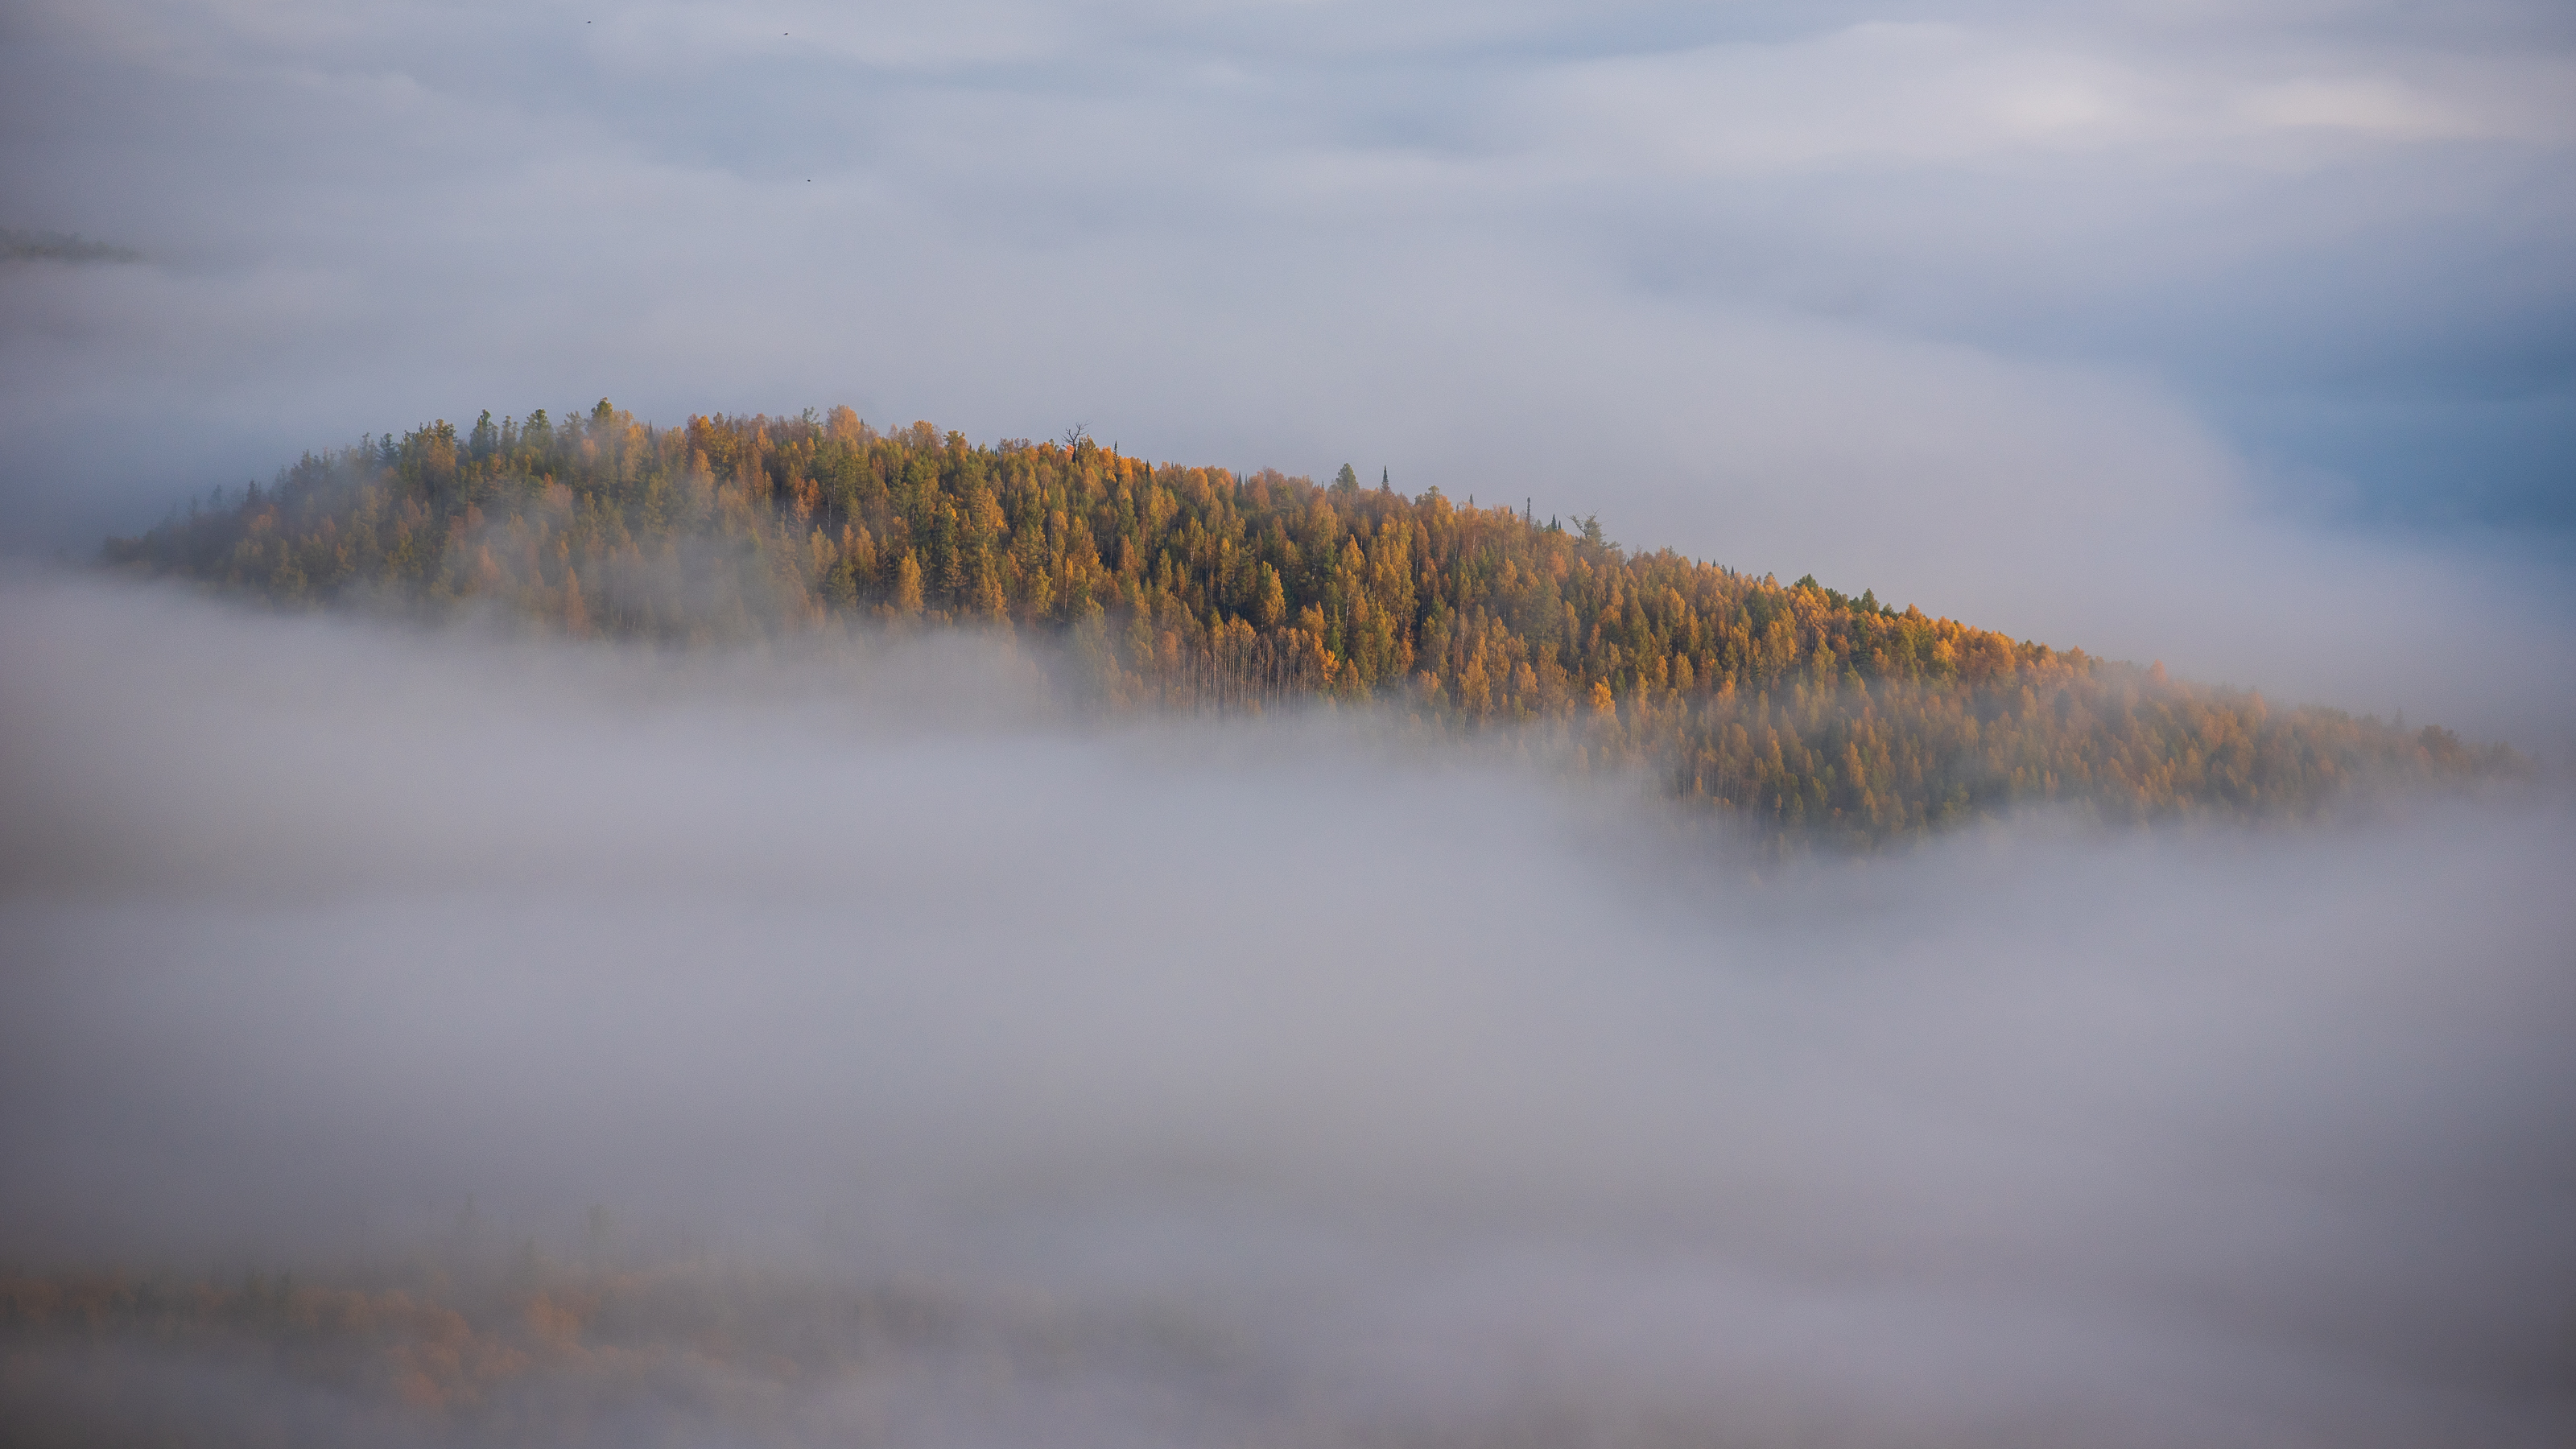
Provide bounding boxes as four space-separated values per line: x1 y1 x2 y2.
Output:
102 401 2516 841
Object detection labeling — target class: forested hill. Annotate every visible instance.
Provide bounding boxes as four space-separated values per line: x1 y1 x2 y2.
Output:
104 401 2513 841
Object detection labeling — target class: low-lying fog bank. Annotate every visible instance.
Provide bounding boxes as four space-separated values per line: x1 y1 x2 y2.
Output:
2 572 2571 1447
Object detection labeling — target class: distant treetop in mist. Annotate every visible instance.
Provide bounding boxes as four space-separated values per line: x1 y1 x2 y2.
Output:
1 229 142 264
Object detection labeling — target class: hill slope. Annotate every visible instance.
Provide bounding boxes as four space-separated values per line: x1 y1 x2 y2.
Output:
104 402 2512 840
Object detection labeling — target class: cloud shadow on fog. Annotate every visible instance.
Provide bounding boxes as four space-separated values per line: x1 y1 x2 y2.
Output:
1 572 2571 1447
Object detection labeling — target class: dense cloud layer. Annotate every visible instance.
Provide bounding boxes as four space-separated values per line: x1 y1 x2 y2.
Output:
3 4 2571 1438
3 574 2570 1445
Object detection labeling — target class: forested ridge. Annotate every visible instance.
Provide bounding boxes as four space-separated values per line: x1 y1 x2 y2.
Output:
0 1258 1037 1425
104 400 2516 841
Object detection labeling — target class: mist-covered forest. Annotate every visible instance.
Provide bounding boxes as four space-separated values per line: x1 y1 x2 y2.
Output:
16 0 2576 1440
104 402 2517 841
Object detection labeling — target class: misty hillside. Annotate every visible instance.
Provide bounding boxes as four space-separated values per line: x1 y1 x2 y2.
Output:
103 402 2514 841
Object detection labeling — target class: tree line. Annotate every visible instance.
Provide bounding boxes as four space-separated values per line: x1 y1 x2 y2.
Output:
103 401 2519 842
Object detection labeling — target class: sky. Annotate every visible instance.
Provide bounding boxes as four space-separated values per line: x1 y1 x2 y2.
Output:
2 0 2574 731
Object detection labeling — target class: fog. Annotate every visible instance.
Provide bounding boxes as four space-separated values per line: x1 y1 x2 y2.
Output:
6 0 2575 742
6 0 2572 1437
3 572 2570 1446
